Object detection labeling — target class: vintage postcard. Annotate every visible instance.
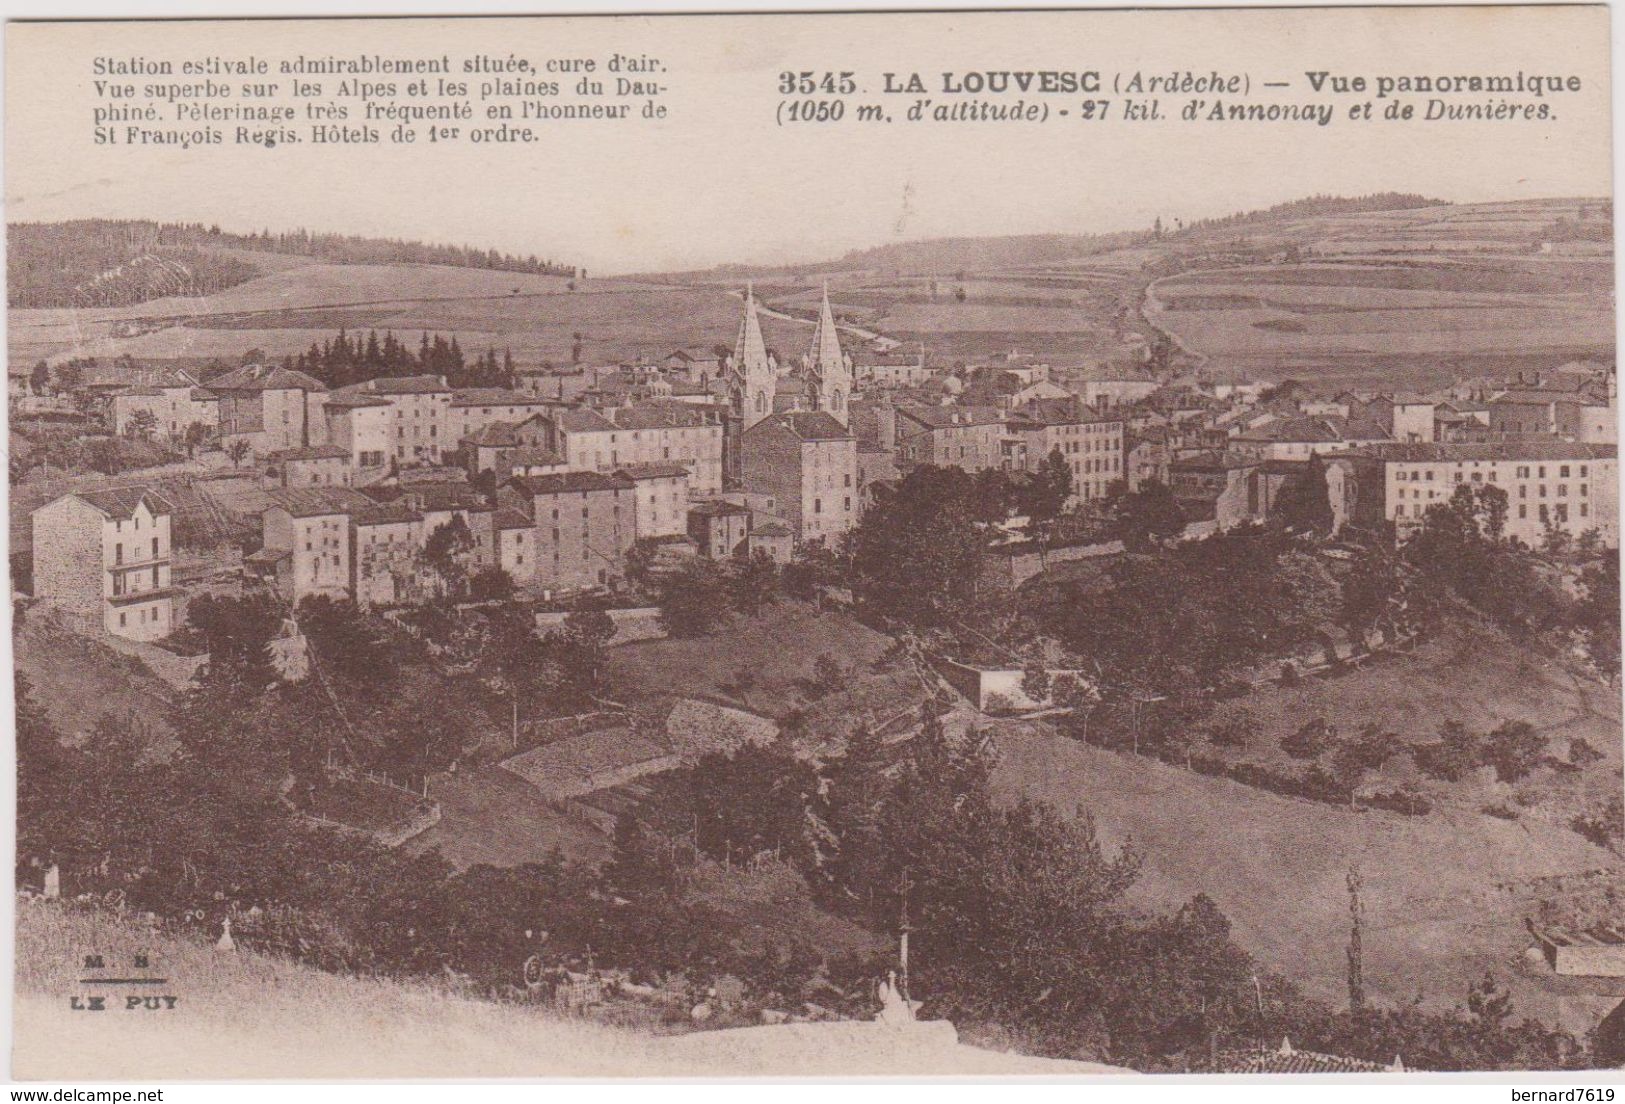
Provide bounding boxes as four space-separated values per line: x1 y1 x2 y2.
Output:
5 4 1621 1081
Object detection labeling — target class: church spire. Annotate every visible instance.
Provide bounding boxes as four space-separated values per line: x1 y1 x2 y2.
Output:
805 281 851 425
729 283 775 430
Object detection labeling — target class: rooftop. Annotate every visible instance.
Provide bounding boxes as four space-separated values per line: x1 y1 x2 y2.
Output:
617 462 692 480
362 374 451 396
65 486 176 520
1346 442 1618 464
207 364 327 393
265 445 351 462
265 487 377 519
895 404 1004 430
747 410 855 441
510 470 636 495
450 388 543 407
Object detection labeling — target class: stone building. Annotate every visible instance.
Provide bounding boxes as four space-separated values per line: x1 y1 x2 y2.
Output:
499 471 639 592
741 410 859 546
208 364 328 458
31 487 175 641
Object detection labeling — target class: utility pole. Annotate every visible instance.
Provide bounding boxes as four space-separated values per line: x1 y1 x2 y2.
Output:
897 866 915 1003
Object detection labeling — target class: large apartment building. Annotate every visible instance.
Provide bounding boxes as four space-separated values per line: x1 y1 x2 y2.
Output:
1328 442 1619 546
894 404 1005 472
499 471 640 591
741 410 858 546
32 487 175 640
1003 398 1126 505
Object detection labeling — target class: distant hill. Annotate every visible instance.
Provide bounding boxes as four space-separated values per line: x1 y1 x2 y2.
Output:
664 195 1457 282
7 219 579 309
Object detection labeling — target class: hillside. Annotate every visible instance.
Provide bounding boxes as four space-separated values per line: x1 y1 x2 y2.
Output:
13 196 1607 388
7 220 576 309
9 264 810 373
14 900 1126 1079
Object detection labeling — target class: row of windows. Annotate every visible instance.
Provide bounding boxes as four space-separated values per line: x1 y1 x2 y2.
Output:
1400 463 1591 481
117 605 166 630
1396 501 1592 522
112 538 162 564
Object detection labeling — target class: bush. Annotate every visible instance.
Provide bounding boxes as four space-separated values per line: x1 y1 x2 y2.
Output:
1414 720 1481 783
1568 737 1605 767
1281 717 1333 759
1363 789 1432 816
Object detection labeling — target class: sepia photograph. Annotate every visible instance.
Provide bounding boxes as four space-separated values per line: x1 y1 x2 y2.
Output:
2 3 1621 1086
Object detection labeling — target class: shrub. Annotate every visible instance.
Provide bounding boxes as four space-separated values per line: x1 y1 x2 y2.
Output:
1281 717 1333 759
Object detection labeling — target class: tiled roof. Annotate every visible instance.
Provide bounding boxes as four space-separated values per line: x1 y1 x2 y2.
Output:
462 421 520 447
190 388 219 402
351 500 421 527
689 500 750 518
509 447 565 467
554 407 619 433
617 462 692 480
1347 442 1617 463
450 388 543 407
748 410 855 441
511 471 636 495
265 445 350 462
1236 416 1343 444
1218 1043 1399 1074
493 507 533 531
1008 397 1120 428
394 483 491 513
69 486 175 519
323 389 393 410
207 364 327 393
265 487 376 518
611 401 715 430
896 404 1004 430
362 374 450 395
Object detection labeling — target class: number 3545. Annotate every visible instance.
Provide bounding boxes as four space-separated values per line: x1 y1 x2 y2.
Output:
779 71 857 95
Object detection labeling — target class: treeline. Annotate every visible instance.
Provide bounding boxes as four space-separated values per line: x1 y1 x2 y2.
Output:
1164 193 1447 237
8 220 577 308
8 222 262 308
275 328 518 391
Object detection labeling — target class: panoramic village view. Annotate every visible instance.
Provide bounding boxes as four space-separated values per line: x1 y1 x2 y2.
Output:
9 195 1625 1075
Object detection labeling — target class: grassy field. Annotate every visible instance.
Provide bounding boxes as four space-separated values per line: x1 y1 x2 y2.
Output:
604 604 895 720
9 263 812 369
13 607 176 745
991 681 1624 1038
15 900 1111 1078
1140 199 1613 388
1197 619 1622 831
408 764 612 869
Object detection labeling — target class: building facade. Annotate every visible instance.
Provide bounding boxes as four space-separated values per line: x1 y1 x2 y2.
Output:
740 410 859 546
31 487 175 641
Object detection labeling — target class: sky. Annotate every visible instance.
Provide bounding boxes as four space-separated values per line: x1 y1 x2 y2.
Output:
5 8 1612 275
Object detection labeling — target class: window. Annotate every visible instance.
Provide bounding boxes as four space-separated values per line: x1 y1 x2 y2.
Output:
1560 465 1571 478
1581 503 1589 518
1519 504 1527 519
814 498 822 514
